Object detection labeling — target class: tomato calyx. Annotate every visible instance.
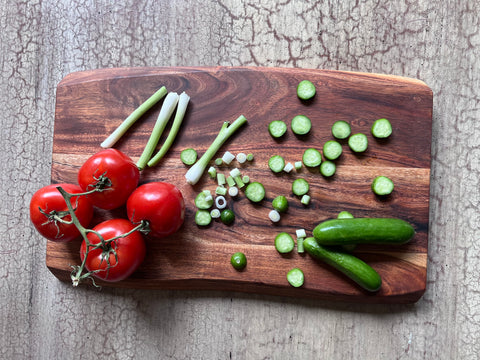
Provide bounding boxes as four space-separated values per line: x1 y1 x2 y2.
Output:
37 207 73 240
87 171 113 192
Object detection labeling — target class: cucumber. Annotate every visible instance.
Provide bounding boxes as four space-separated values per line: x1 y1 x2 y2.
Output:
303 237 382 292
313 218 415 245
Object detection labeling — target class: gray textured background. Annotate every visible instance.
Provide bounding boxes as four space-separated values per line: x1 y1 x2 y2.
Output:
1 1 479 359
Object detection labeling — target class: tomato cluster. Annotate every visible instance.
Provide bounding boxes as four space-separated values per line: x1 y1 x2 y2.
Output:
30 149 185 284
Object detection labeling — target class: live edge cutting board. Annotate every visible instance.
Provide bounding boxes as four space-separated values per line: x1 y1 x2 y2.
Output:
47 66 432 304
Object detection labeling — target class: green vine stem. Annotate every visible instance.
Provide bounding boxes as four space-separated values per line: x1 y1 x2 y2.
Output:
55 186 147 287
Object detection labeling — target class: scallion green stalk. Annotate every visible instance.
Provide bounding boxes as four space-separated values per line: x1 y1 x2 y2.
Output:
147 91 190 167
100 87 167 148
185 115 247 185
137 92 179 170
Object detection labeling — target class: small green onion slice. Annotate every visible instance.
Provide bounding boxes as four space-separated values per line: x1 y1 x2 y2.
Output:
230 252 247 270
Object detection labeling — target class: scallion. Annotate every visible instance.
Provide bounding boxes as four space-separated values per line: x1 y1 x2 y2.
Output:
185 115 247 185
137 92 180 170
147 92 190 167
100 87 167 148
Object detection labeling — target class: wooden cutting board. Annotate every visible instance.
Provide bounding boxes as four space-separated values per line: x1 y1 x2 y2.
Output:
47 66 432 303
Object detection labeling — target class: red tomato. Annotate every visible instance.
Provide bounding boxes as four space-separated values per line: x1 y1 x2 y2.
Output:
78 149 140 210
30 183 93 242
126 182 185 238
80 218 146 282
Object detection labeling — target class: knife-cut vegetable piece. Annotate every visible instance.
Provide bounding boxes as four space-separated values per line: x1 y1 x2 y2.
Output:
275 232 295 254
372 176 394 196
302 148 322 167
101 87 167 148
137 92 179 170
268 155 285 173
268 120 287 138
148 92 190 167
371 118 392 138
195 210 212 226
220 209 235 225
323 140 342 160
245 182 265 203
287 268 304 287
331 120 351 139
291 115 312 135
180 148 197 166
348 133 368 153
272 195 288 213
297 79 316 100
320 160 336 177
292 178 309 196
185 115 247 185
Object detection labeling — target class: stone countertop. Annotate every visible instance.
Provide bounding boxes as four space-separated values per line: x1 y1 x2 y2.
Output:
1 1 479 359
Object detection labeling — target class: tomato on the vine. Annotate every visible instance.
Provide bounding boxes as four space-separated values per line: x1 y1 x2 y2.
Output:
78 149 140 210
30 183 93 242
127 182 185 238
80 218 146 282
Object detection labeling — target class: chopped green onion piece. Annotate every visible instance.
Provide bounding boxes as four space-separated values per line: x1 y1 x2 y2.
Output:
236 152 247 163
210 208 221 219
215 158 223 166
269 209 281 223
215 195 227 209
231 252 247 270
283 162 294 173
185 116 247 185
217 173 226 186
296 229 307 238
226 176 236 187
208 166 217 179
294 161 302 171
230 168 241 178
220 209 235 225
234 175 245 188
137 92 180 170
246 153 254 161
222 151 236 165
101 86 167 148
297 237 305 253
301 194 311 205
228 186 239 197
148 92 191 167
242 175 250 184
215 186 227 196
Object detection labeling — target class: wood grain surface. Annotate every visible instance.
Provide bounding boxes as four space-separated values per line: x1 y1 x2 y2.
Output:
48 66 432 303
4 1 480 359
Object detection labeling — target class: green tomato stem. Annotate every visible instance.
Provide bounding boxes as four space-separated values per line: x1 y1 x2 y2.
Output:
100 86 167 148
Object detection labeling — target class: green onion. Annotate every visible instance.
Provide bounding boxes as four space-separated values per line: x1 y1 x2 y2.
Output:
100 87 167 148
137 92 180 170
147 92 190 167
185 115 247 185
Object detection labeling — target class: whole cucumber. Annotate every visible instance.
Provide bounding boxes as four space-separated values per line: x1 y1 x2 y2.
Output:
303 237 382 292
313 218 415 245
